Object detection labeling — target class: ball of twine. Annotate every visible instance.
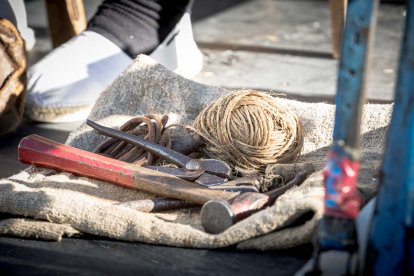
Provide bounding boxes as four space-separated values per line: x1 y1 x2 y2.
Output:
192 90 303 174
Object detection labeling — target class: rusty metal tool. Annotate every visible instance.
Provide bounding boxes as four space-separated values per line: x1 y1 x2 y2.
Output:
116 183 260 213
115 175 261 212
170 132 202 155
116 179 260 213
116 198 196 213
18 135 305 226
86 119 232 181
201 170 309 234
18 134 237 205
144 165 228 187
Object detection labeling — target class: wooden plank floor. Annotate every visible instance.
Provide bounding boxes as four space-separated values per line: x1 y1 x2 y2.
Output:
0 236 312 275
193 0 404 101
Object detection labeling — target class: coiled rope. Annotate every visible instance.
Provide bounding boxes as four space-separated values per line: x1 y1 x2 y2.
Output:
192 90 303 174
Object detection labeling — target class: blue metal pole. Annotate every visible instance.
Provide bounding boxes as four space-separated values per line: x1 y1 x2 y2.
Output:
311 0 378 273
365 0 414 274
333 0 377 149
321 0 377 238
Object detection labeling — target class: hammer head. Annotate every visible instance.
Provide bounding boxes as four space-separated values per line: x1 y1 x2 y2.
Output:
201 192 269 234
201 199 235 234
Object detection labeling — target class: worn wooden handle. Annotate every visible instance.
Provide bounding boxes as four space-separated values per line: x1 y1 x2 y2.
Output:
18 135 237 204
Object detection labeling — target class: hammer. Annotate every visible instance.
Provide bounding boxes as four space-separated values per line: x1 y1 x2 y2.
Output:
18 135 309 233
18 134 236 204
200 170 309 234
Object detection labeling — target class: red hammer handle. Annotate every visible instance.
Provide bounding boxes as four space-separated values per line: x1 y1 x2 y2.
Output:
18 134 236 204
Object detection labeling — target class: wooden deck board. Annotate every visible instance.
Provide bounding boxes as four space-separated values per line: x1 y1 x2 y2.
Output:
193 1 404 101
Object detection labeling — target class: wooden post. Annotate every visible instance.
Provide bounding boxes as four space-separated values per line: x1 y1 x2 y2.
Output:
329 0 348 59
45 0 87 48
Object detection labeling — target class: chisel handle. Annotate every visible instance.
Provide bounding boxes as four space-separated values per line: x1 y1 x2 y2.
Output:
18 134 236 204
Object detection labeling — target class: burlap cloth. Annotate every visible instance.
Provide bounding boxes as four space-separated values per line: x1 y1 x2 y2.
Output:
0 55 391 249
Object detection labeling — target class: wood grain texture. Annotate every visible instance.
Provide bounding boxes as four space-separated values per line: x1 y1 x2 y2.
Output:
329 0 348 59
45 0 86 48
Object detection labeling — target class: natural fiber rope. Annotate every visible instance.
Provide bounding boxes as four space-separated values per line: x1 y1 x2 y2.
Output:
191 90 304 174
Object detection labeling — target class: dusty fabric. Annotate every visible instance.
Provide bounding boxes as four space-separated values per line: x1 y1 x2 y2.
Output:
0 55 391 249
0 218 79 241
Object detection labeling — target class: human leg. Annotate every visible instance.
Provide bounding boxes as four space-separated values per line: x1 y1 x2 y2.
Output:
25 0 202 123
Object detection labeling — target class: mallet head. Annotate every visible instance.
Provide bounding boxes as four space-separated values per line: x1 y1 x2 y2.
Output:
201 199 235 234
201 192 269 234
